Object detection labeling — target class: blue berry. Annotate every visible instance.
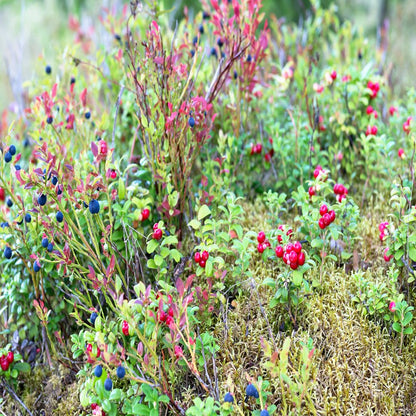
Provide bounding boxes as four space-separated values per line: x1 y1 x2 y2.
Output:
25 213 31 223
245 384 259 398
104 377 113 391
198 24 204 34
15 165 21 170
4 152 12 163
42 238 49 248
47 243 53 252
90 312 98 325
85 112 91 119
56 211 63 222
38 194 47 206
224 392 234 403
189 117 195 128
4 247 12 259
1 222 9 228
57 188 62 195
46 116 53 124
33 261 41 273
9 145 16 156
89 199 100 214
202 11 210 19
247 54 252 62
6 198 13 207
192 36 198 46
94 365 102 378
23 137 30 147
116 366 126 379
234 70 238 79
217 38 224 48
51 176 58 186
45 65 52 74
210 47 218 58
190 50 195 57
260 411 269 416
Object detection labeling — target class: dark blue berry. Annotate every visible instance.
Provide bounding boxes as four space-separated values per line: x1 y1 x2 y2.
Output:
23 137 30 147
234 70 238 79
4 152 12 163
6 198 13 207
42 238 49 248
210 47 218 58
192 36 198 46
114 34 121 42
116 366 126 379
260 411 269 416
46 116 53 124
217 38 224 48
104 377 113 391
190 50 195 57
47 243 53 252
15 165 21 170
85 112 91 119
45 65 52 74
189 117 195 128
94 365 102 378
9 145 16 156
90 312 98 325
33 261 41 273
25 213 31 223
198 24 204 34
89 199 100 214
38 194 47 206
247 54 252 63
52 176 58 186
1 222 9 228
202 11 210 19
245 384 259 398
56 211 63 222
4 247 12 259
57 188 62 195
70 77 76 84
17 218 23 225
224 393 234 403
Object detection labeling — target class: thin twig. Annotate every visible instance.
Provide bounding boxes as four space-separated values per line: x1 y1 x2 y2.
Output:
112 84 125 159
1 378 34 416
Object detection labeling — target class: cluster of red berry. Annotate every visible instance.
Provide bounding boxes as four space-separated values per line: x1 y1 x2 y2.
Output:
403 116 412 135
157 307 174 326
86 343 101 359
141 208 150 221
250 143 262 155
0 351 14 371
365 125 378 136
398 148 405 159
275 241 305 270
383 247 393 262
257 231 271 253
367 80 380 99
366 105 378 119
152 223 163 240
333 183 348 202
308 165 328 197
379 222 389 242
122 320 129 336
318 204 336 229
277 225 292 243
99 140 108 155
194 250 209 267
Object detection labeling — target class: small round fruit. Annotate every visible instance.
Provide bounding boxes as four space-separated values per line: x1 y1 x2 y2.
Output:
45 65 52 74
289 251 298 263
33 261 41 273
257 243 265 254
56 211 64 222
202 250 209 261
38 194 47 206
104 377 113 391
116 365 126 379
141 208 150 221
90 312 98 325
308 186 316 197
153 228 163 240
94 365 103 378
122 320 129 336
4 246 12 259
194 252 201 263
0 358 9 371
245 383 259 398
275 245 284 258
47 243 54 252
318 218 326 229
110 170 117 179
42 238 49 248
85 111 91 119
25 213 31 223
319 204 328 216
298 251 306 266
4 152 12 163
6 197 13 207
257 231 266 244
322 213 331 226
224 392 234 403
52 176 58 185
290 261 298 270
286 243 294 253
328 210 336 223
46 116 53 124
293 241 302 254
199 259 206 268
260 410 270 416
189 117 195 128
9 145 16 156
6 351 14 364
89 199 100 214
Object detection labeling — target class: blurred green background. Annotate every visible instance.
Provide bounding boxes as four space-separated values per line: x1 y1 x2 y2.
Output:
0 0 413 111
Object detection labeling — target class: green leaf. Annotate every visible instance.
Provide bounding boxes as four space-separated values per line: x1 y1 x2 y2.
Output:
109 389 122 401
13 362 30 373
392 322 401 333
292 270 303 286
262 277 276 288
118 178 126 200
188 219 201 230
147 258 157 269
404 327 413 335
170 249 182 262
115 275 122 294
311 238 323 249
197 205 211 221
147 239 158 254
154 254 164 267
409 246 416 262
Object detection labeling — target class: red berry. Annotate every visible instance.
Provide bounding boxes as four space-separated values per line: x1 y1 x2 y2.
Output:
328 210 336 222
293 241 302 254
264 153 271 162
290 262 298 270
141 208 150 221
6 351 14 364
366 105 374 115
322 213 331 226
91 404 98 410
318 218 326 229
330 70 337 80
255 143 262 154
289 251 298 263
308 186 316 197
286 229 293 236
286 243 294 253
257 231 266 244
153 223 159 230
298 251 305 266
153 228 163 240
194 252 201 263
110 170 117 179
202 250 209 261
264 240 271 248
319 204 328 216
313 169 320 178
0 357 9 371
277 234 282 243
283 253 289 264
275 245 284 257
398 148 405 158
257 243 265 254
100 141 108 155
0 188 4 201
86 343 93 353
199 259 206 268
122 320 129 336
